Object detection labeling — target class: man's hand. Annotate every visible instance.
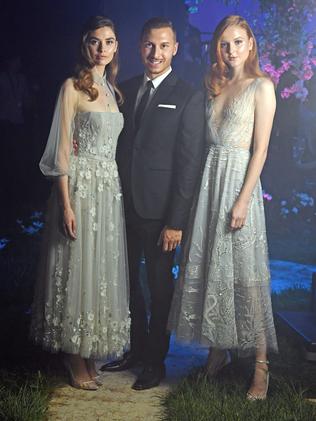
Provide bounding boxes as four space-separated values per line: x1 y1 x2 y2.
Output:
158 226 182 252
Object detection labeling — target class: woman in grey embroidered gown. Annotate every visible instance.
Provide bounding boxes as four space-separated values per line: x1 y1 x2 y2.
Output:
30 16 130 390
169 16 278 400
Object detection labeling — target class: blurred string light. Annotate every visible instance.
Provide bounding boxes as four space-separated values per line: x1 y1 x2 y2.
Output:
184 0 204 14
0 238 10 250
183 0 240 13
280 191 315 219
16 211 44 235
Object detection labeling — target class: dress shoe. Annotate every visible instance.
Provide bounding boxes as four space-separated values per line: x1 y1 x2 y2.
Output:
132 364 166 391
100 353 140 372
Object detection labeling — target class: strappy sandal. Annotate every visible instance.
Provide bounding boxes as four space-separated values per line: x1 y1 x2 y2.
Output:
63 359 98 391
93 375 104 386
85 359 104 386
246 359 269 401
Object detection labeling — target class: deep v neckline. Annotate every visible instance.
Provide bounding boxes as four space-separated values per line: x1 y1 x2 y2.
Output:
211 78 258 127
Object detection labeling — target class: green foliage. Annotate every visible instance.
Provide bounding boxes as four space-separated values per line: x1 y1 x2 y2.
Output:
0 371 51 421
163 374 316 421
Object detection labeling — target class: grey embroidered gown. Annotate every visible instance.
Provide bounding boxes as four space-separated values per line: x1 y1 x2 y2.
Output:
30 79 130 359
169 78 278 356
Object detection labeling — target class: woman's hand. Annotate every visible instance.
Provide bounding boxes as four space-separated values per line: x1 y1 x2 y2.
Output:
230 199 248 230
62 207 77 240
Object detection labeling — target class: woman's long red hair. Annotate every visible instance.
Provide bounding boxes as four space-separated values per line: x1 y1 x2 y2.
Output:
205 15 267 98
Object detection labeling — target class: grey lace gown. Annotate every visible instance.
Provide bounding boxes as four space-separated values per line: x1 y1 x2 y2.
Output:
169 78 278 356
30 85 130 359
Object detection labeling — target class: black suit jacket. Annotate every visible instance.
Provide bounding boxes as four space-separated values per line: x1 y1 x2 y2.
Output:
116 71 205 230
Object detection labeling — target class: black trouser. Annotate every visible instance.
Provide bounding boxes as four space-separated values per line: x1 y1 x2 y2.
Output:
125 205 175 367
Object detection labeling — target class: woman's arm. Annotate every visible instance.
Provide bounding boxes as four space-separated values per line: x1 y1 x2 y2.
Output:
231 78 276 229
56 79 78 240
57 175 77 240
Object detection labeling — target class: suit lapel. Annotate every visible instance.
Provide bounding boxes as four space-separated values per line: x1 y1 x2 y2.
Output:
141 72 178 124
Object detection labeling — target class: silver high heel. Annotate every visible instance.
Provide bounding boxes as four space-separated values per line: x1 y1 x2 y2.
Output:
63 359 98 391
205 349 231 377
246 360 270 401
85 359 104 386
93 375 104 386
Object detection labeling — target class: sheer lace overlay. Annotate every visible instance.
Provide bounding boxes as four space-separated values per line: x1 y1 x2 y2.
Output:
31 79 130 359
169 79 278 356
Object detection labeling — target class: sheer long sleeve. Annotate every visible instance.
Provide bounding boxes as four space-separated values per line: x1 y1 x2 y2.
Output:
39 79 78 177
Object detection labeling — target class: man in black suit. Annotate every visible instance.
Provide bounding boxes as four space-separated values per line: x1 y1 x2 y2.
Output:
101 17 205 390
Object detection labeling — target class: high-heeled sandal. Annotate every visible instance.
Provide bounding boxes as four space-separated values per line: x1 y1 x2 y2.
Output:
85 359 104 386
205 349 231 378
63 359 99 391
93 375 104 386
246 360 269 401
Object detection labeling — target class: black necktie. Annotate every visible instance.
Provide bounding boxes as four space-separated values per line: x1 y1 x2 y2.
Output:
134 80 154 131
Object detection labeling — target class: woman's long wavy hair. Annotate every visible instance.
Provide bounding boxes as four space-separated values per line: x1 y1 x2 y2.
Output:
74 16 123 104
205 15 267 98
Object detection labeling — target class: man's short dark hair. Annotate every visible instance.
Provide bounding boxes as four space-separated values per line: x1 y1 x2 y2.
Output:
140 17 177 41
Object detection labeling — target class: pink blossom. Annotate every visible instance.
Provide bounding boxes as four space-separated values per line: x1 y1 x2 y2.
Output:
291 84 301 93
281 89 291 99
263 193 272 201
281 83 303 100
263 63 275 72
281 60 291 71
303 62 312 71
303 69 313 80
263 63 285 84
258 8 315 103
279 50 289 57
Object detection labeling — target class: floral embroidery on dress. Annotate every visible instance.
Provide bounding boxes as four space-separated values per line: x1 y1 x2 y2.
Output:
30 111 130 359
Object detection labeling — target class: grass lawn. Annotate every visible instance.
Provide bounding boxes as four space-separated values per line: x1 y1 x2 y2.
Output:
0 230 63 421
0 303 63 421
162 288 316 421
0 371 51 421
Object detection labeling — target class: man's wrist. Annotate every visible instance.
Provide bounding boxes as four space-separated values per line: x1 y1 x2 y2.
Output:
165 226 182 232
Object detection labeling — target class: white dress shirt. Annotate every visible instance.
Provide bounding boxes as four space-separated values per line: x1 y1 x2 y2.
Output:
134 67 173 111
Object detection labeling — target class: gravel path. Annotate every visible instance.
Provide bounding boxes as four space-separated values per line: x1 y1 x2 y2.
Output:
47 339 208 421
